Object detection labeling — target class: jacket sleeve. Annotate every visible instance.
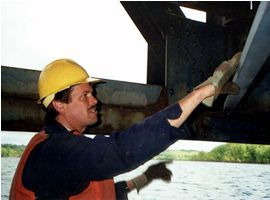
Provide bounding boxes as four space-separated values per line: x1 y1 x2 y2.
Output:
68 103 191 180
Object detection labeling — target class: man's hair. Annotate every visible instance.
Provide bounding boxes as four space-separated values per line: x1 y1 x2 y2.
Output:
44 87 74 124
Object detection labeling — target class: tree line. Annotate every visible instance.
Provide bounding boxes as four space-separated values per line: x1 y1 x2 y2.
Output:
155 143 270 164
191 143 270 164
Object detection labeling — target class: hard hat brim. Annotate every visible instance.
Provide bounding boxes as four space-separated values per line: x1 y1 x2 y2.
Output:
87 77 102 83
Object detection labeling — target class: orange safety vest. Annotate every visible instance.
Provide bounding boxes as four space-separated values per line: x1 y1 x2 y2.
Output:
9 131 116 200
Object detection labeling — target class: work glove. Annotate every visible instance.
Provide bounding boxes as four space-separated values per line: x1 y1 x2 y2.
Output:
194 52 241 107
144 161 173 182
131 161 173 193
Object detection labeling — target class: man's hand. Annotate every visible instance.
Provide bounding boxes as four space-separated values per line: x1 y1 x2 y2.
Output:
130 161 173 193
144 161 173 183
193 52 241 107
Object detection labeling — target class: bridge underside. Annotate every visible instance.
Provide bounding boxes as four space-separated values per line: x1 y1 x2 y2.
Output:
2 2 270 144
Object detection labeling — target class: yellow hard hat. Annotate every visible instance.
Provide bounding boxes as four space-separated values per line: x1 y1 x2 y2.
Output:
38 59 100 108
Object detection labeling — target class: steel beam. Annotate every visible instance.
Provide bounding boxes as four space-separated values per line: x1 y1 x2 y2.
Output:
191 111 270 144
1 66 165 132
224 2 270 111
2 66 270 144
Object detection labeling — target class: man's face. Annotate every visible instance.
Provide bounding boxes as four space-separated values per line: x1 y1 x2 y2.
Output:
62 83 98 130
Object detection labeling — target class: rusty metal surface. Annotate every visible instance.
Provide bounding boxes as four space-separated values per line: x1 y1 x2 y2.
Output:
95 80 163 107
166 17 230 104
191 111 270 144
1 96 163 133
1 66 40 100
1 66 163 107
1 66 167 133
1 96 45 131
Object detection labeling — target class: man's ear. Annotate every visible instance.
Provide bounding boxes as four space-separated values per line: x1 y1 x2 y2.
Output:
52 100 66 113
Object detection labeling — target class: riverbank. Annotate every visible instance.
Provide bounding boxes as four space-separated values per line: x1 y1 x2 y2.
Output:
155 143 270 164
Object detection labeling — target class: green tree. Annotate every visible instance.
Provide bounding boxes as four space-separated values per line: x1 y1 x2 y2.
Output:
1 144 25 157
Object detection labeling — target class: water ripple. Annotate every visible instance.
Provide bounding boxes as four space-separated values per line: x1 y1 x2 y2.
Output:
2 158 270 200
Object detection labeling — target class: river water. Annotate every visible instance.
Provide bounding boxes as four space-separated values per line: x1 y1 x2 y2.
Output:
1 158 270 200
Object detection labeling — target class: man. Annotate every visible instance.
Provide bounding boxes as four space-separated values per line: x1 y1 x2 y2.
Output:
10 53 240 200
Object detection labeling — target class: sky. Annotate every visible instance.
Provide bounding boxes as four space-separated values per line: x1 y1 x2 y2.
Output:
1 0 148 84
1 1 220 152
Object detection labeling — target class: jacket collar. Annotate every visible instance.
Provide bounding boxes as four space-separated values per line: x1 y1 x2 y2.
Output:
44 120 70 135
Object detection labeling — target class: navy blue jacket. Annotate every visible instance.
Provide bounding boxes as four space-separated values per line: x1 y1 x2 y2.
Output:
22 103 190 199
